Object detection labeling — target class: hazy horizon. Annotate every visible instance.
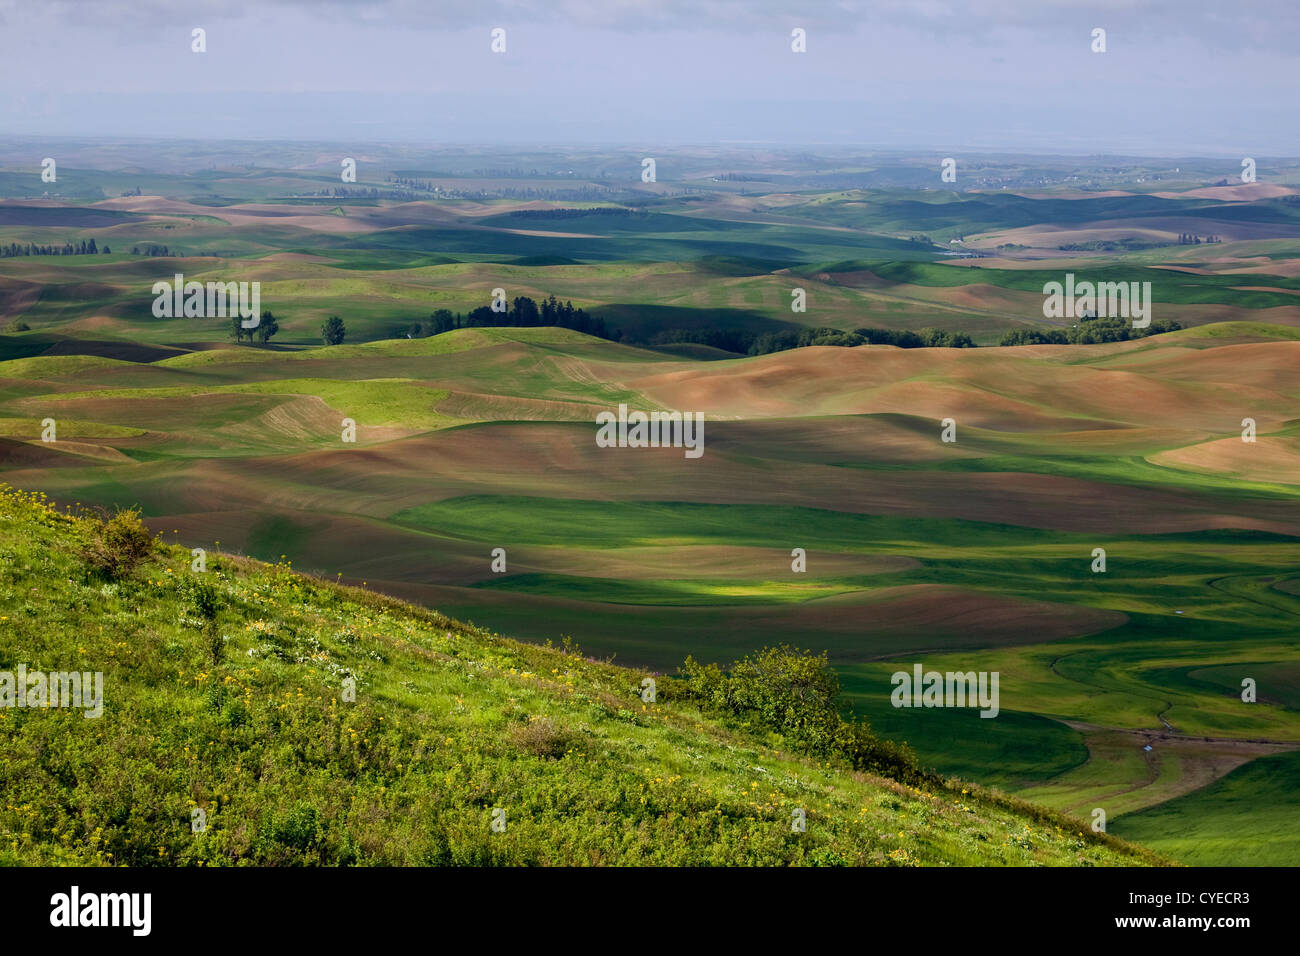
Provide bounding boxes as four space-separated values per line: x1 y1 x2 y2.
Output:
1 0 1296 153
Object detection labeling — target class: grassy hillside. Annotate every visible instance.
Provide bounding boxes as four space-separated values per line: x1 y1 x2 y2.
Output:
0 485 1162 866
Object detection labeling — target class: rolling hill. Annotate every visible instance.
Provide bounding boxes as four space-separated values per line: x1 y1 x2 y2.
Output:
0 483 1161 866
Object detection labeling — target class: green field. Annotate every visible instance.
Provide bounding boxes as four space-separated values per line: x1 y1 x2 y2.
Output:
1112 751 1300 865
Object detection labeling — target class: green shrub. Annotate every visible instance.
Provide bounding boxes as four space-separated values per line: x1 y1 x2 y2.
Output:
509 716 581 759
679 645 929 785
81 507 156 581
260 802 322 858
178 575 222 623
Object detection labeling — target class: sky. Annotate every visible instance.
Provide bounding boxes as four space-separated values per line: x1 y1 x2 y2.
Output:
0 0 1296 154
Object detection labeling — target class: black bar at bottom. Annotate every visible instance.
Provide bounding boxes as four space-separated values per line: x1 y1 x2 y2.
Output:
0 865 1276 941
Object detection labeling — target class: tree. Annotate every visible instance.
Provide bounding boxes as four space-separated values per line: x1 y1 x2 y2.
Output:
255 310 279 345
510 296 540 326
920 328 975 348
465 305 495 327
999 328 1066 346
230 315 251 345
321 315 346 345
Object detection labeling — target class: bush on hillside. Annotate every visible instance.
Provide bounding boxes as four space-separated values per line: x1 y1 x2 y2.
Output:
81 507 156 581
177 574 226 661
678 645 928 785
509 716 583 759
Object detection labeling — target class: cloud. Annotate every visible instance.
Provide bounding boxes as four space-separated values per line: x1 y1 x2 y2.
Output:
0 0 1294 149
5 0 1298 44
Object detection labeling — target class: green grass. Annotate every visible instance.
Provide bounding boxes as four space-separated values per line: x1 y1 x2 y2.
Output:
1112 751 1300 866
474 572 863 606
229 378 455 430
0 418 145 439
20 379 455 433
390 496 1104 552
0 355 135 379
835 671 1089 789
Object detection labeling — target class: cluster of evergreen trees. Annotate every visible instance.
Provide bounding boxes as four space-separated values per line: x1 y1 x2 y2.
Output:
1 239 109 257
1000 315 1182 346
650 325 977 356
649 319 1184 354
1177 233 1222 244
404 296 612 340
130 245 173 256
755 326 976 352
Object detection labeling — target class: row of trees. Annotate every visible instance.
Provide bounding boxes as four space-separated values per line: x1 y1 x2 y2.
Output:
404 296 612 340
653 319 1184 354
220 308 1179 353
1 239 109 257
230 311 280 345
0 242 251 259
505 207 645 220
130 245 227 257
650 325 977 355
228 312 345 346
753 326 976 352
1000 315 1182 346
